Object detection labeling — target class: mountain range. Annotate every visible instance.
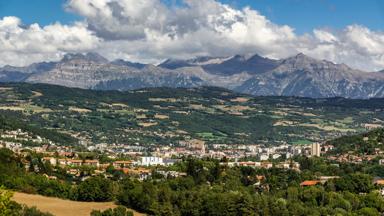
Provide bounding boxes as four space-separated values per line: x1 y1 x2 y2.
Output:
1 52 384 99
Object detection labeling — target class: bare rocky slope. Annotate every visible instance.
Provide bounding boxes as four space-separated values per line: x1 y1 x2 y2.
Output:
1 52 384 99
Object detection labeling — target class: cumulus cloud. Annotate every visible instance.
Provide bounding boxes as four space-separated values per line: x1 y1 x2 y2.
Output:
66 0 169 40
0 0 384 71
65 0 384 71
304 25 384 71
66 0 299 63
0 16 100 66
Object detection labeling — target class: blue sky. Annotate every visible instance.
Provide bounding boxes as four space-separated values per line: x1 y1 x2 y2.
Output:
0 0 80 26
222 0 384 34
1 0 383 34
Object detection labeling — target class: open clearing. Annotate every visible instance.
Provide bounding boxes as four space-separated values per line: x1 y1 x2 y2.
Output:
69 107 92 113
12 192 145 216
0 103 52 113
299 123 355 132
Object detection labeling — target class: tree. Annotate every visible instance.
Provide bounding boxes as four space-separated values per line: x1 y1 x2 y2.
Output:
186 158 206 184
75 177 114 202
0 187 52 216
362 192 384 212
0 187 13 216
21 206 53 216
325 192 352 212
287 187 299 201
124 182 157 213
357 207 380 216
91 206 133 216
334 174 373 193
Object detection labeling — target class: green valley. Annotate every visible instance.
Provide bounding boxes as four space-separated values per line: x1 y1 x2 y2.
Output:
0 83 383 148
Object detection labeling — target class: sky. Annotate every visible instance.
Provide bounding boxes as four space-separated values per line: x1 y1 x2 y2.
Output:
0 0 383 71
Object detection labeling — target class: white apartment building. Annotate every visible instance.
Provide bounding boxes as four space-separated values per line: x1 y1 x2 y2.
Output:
140 156 164 166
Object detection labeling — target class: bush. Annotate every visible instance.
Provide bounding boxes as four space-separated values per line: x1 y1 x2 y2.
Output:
91 206 133 216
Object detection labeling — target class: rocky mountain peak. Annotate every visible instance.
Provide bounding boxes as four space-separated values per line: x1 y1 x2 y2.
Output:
1 51 384 99
277 53 332 73
230 54 247 62
61 52 109 64
110 59 146 69
158 58 192 69
286 53 316 63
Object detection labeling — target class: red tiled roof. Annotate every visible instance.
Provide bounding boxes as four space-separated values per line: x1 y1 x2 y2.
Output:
256 175 265 181
114 161 134 164
70 160 82 163
84 160 99 163
300 180 321 186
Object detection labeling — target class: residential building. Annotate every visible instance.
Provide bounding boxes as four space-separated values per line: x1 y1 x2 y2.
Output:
70 159 83 166
42 157 57 166
311 143 321 157
140 156 163 166
259 154 269 161
163 158 180 166
113 160 134 168
83 160 100 167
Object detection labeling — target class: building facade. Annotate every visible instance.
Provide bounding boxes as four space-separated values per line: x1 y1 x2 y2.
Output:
311 143 321 157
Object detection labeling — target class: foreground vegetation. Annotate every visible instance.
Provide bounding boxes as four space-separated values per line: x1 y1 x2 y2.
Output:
2 145 384 215
0 188 52 216
91 207 134 216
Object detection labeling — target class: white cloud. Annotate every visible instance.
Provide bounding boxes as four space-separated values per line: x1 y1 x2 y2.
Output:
0 0 384 71
313 29 338 43
303 25 384 71
66 0 169 40
66 0 299 63
0 16 100 66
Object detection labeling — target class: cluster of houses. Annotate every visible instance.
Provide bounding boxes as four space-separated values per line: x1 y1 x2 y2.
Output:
35 156 182 181
42 157 101 167
0 128 336 164
41 156 179 168
82 139 332 161
0 129 53 150
221 160 301 170
327 148 384 164
205 142 331 160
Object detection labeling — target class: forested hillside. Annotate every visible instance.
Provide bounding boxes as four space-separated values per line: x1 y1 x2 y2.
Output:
0 83 384 147
328 128 384 154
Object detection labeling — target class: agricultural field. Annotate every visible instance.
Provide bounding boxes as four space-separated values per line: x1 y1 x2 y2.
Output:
0 83 384 147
